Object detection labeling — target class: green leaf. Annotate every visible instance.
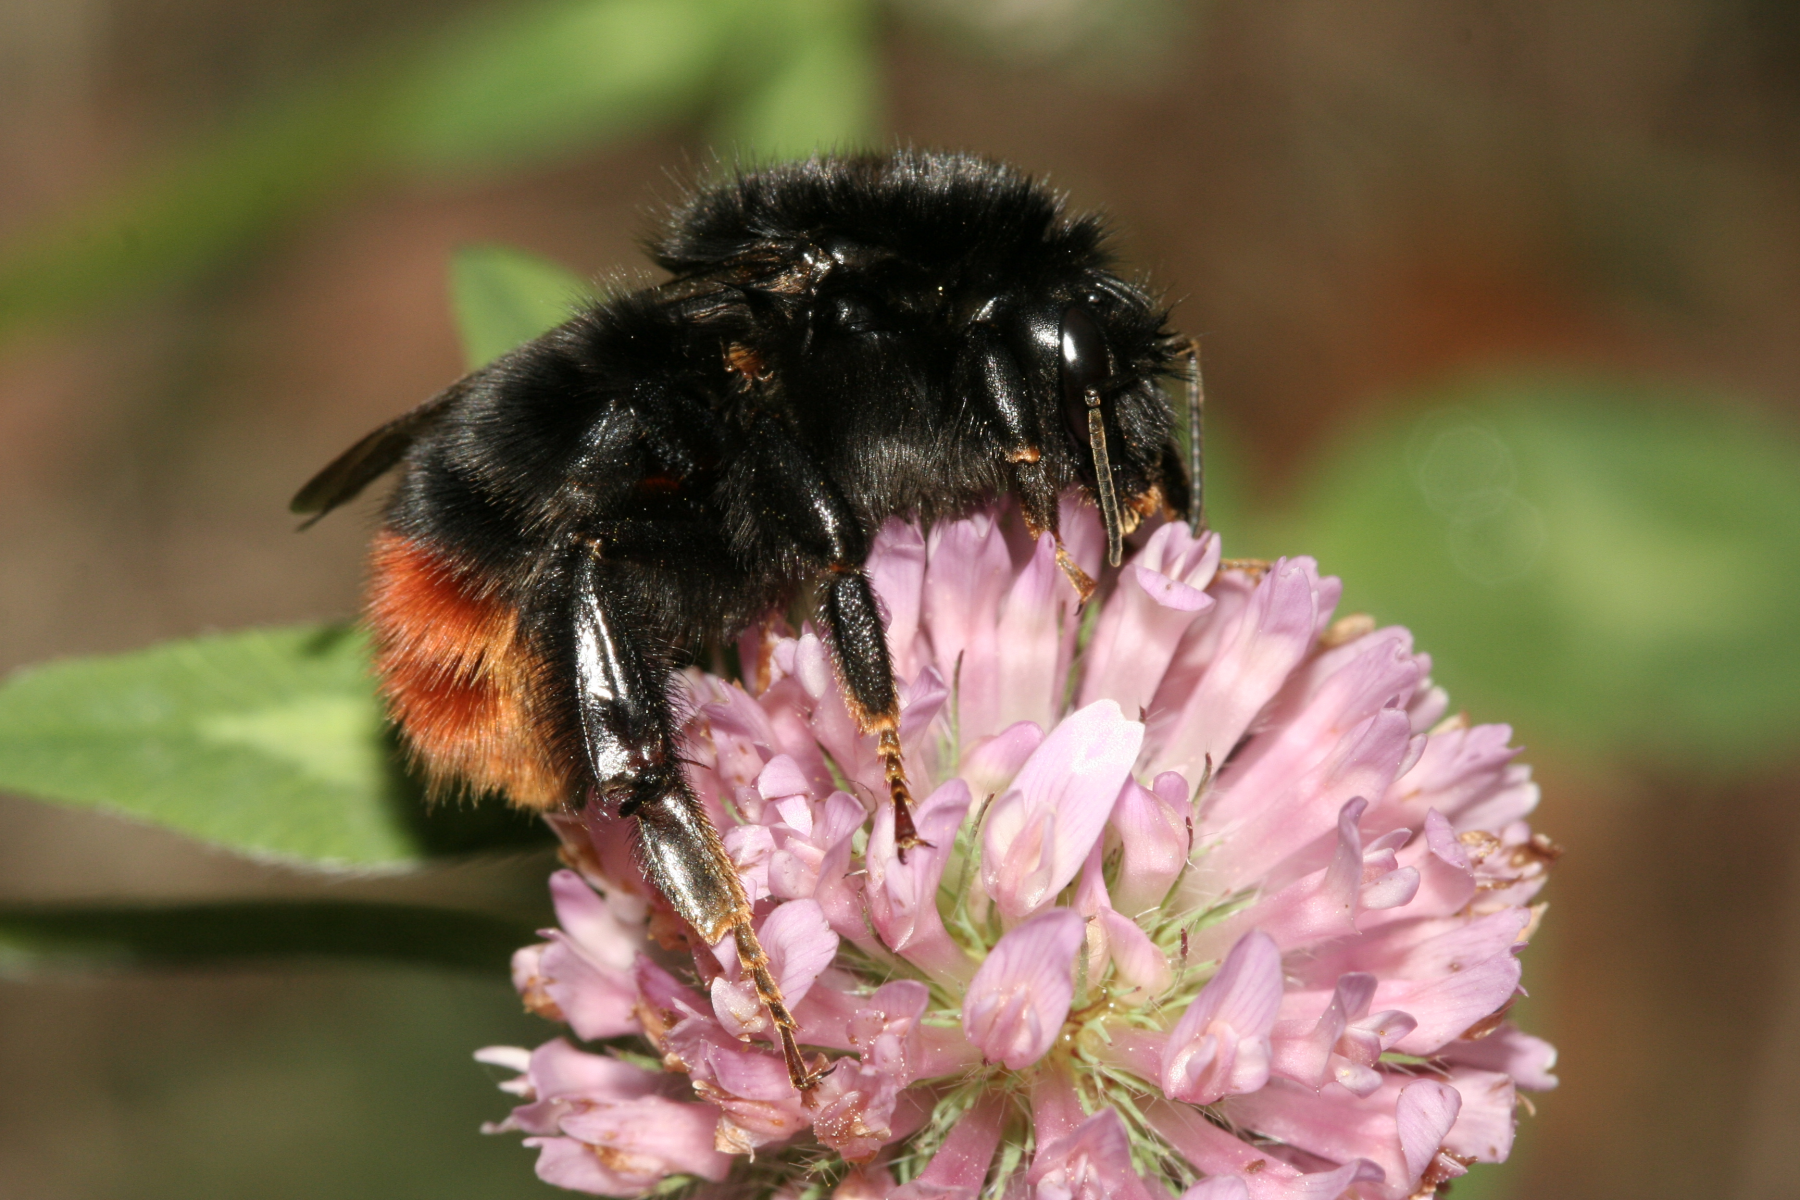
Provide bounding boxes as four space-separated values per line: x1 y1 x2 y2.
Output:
0 625 423 867
0 68 391 342
0 0 894 345
0 901 539 975
1265 374 1800 768
0 0 742 343
380 0 732 173
713 0 881 159
450 244 591 368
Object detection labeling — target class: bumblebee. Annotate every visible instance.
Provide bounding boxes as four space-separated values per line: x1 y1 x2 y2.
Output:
293 150 1201 1089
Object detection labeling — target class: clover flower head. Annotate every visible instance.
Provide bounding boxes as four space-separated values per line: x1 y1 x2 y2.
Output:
481 496 1558 1200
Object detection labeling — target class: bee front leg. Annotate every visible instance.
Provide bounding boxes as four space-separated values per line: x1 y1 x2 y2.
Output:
570 558 815 1092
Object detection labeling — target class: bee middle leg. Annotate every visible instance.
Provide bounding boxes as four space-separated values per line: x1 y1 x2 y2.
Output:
822 565 925 852
570 554 815 1090
732 410 923 853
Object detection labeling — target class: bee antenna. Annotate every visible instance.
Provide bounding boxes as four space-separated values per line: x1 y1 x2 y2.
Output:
1086 390 1124 568
1185 338 1205 535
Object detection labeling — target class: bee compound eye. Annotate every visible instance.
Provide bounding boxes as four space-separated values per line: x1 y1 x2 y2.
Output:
1059 304 1111 445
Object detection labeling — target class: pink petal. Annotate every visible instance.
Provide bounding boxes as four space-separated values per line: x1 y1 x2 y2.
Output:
757 677 839 789
1075 843 1113 986
1361 865 1420 911
532 930 641 1040
768 789 867 902
697 677 831 808
1439 1023 1559 1090
1378 723 1537 833
789 632 889 801
1178 1180 1250 1200
757 753 816 804
1365 810 1478 925
1191 708 1416 901
982 700 1144 923
1409 684 1450 732
835 1165 899 1199
1028 1108 1174 1200
811 1056 903 1163
1441 1066 1517 1163
522 1135 678 1197
960 720 1047 798
1193 619 1425 875
785 976 867 1052
1220 1074 1460 1199
794 629 833 698
536 1094 733 1191
962 907 1085 1070
1367 956 1519 1055
1143 557 1330 784
632 955 707 1025
486 1039 665 1136
1270 974 1364 1091
900 665 952 764
1295 893 1527 997
1254 627 1420 742
1161 931 1284 1104
995 531 1083 731
1147 1101 1383 1200
1091 1025 1164 1083
475 1043 532 1081
865 779 975 982
710 972 767 1039
1031 1060 1089 1145
762 898 839 1004
1267 971 1417 1100
1058 492 1107 577
1357 906 1532 982
1110 774 1192 917
691 1039 815 1149
1081 523 1219 716
1146 571 1255 726
809 798 877 948
546 870 640 971
1101 908 1174 994
1201 799 1370 958
847 978 931 1080
868 518 930 682
723 822 775 903
1076 837 1111 916
733 619 782 696
708 899 840 1038
519 1041 653 1108
892 1092 1008 1200
921 510 1014 742
1395 1080 1463 1182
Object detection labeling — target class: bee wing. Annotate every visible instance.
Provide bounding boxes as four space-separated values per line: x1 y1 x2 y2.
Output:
289 375 474 524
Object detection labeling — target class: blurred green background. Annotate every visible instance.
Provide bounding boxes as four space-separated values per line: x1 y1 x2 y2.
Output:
1 1 1798 1196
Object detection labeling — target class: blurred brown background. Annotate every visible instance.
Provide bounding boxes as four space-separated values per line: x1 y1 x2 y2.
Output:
2 1 1798 1197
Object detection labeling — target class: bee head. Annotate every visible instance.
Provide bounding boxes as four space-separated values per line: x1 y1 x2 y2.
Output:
1002 278 1180 568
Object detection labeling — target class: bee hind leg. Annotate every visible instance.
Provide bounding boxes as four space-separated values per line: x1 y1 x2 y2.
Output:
630 787 816 1092
570 556 815 1091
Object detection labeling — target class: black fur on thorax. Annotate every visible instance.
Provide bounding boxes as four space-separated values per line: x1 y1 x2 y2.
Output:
387 152 1181 664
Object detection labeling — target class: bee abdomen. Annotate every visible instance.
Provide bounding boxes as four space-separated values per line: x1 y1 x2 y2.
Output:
367 531 565 809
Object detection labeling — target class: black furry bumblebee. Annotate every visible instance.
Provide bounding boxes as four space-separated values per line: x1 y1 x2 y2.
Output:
293 150 1202 1090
